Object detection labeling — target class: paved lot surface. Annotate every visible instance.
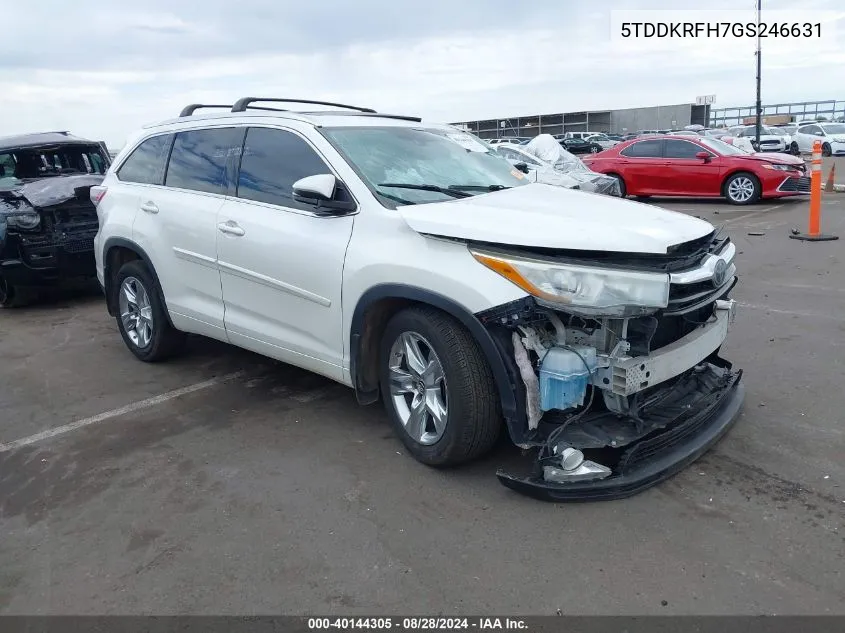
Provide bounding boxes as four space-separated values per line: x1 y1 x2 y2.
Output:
1 195 844 615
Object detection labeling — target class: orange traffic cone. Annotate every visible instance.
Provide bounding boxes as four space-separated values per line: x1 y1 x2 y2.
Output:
825 162 836 192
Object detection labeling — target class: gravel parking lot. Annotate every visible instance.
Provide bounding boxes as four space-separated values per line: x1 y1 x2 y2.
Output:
1 195 843 615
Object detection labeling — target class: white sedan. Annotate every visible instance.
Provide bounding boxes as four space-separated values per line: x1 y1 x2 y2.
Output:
791 122 845 156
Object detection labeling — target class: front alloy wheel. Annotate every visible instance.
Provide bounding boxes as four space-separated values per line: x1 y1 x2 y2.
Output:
725 173 760 205
378 306 501 466
118 276 154 348
388 332 449 445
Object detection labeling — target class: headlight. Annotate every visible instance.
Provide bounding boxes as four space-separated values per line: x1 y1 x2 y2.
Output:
470 249 670 317
762 163 796 171
832 136 845 143
6 212 40 230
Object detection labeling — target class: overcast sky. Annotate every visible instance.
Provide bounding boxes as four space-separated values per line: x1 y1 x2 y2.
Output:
1 0 843 147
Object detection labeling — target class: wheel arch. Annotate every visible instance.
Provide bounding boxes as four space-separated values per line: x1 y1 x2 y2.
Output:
349 284 524 442
103 237 174 326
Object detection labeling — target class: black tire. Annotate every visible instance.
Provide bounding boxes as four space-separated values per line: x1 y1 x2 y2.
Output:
822 143 832 157
790 141 800 156
113 260 185 362
723 172 761 205
0 277 36 308
607 173 627 197
378 306 501 467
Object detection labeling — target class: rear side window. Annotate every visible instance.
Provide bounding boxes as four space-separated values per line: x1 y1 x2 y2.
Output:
165 128 244 195
236 127 332 209
620 140 663 157
116 135 172 185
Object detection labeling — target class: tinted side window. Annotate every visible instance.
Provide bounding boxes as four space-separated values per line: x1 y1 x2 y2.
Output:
165 128 243 195
237 127 331 209
117 135 172 185
664 139 705 159
620 140 662 158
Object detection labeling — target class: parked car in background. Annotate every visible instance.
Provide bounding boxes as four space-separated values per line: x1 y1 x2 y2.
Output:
562 131 598 140
702 128 729 139
486 137 531 146
94 97 744 500
0 131 110 307
494 137 621 196
606 134 625 142
558 136 604 154
791 122 845 156
581 135 808 205
667 130 702 137
721 125 793 154
772 123 799 137
585 133 619 150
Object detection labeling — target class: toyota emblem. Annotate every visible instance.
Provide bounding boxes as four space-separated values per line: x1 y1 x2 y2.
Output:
712 259 728 287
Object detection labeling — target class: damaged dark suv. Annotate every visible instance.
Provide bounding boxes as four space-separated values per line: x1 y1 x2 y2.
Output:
0 131 109 306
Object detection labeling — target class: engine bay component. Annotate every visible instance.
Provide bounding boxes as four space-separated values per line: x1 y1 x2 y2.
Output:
538 346 597 412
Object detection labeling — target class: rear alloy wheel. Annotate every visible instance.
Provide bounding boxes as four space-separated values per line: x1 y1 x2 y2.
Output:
822 143 832 157
724 172 761 205
790 141 800 156
379 306 501 466
114 260 185 362
590 145 600 154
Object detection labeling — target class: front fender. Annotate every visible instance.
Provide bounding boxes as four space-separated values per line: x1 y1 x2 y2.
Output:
350 284 527 445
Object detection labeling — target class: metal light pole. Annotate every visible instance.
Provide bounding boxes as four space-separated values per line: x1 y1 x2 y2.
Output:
755 0 762 149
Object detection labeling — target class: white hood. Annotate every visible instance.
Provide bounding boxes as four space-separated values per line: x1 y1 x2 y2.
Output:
398 183 714 254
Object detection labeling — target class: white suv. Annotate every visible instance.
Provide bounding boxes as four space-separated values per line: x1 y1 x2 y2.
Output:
93 98 744 501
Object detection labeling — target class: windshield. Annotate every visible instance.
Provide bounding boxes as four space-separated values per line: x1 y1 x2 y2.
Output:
698 137 749 156
322 126 529 206
0 144 107 186
821 124 845 134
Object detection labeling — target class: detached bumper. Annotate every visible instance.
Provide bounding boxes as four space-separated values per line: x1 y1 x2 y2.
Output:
500 370 745 502
1 232 96 286
498 369 744 501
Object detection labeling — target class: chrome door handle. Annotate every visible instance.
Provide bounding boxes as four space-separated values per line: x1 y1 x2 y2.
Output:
140 201 159 214
218 221 245 236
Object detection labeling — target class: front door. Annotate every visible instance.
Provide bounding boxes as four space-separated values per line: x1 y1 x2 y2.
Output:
216 126 354 381
660 138 723 196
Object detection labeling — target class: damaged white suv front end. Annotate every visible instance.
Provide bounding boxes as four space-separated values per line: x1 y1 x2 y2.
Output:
398 186 744 501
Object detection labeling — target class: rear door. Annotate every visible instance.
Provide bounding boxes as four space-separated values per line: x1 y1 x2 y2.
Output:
616 139 664 194
131 126 244 339
660 138 722 196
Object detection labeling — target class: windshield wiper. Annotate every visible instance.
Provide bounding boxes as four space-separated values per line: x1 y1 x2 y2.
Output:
375 190 418 206
448 184 511 192
377 183 472 199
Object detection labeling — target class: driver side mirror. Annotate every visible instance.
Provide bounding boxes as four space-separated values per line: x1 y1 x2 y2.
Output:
292 174 356 215
514 162 531 174
695 151 712 161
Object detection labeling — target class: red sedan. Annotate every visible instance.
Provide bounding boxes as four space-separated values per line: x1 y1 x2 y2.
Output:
581 135 808 205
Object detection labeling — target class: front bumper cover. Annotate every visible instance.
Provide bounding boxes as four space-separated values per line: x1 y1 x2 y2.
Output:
497 365 745 502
